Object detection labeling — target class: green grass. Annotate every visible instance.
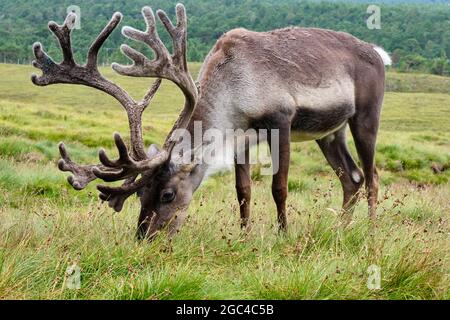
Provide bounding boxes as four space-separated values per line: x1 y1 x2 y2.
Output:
0 64 449 299
386 71 450 95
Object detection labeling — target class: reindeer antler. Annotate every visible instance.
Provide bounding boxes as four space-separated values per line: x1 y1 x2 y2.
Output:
32 11 167 211
32 4 198 212
113 4 198 152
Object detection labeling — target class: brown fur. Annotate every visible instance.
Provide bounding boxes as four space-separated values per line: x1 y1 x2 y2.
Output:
191 27 386 231
199 27 383 90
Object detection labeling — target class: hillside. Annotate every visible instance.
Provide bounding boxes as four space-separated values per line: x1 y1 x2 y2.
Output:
0 0 449 75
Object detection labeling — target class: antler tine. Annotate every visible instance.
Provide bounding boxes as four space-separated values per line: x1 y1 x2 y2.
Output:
98 176 148 212
87 12 123 69
141 78 163 110
31 43 56 86
157 3 188 72
48 13 77 66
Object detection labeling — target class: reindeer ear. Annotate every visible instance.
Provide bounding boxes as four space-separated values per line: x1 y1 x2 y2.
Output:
179 162 198 174
147 144 160 158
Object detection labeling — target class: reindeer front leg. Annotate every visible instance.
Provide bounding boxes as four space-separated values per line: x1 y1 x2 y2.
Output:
235 148 251 231
268 122 291 232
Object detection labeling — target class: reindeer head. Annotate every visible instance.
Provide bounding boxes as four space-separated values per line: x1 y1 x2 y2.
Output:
136 153 204 240
31 4 199 240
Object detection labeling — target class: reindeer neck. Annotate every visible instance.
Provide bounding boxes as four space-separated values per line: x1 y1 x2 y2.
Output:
173 97 236 186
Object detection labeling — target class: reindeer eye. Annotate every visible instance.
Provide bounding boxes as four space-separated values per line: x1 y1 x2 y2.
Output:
160 189 176 203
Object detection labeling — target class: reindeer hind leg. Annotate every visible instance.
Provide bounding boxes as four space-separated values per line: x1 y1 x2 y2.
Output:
349 104 382 221
317 126 364 225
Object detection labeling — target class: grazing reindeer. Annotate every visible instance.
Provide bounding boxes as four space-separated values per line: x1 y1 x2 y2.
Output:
31 4 390 240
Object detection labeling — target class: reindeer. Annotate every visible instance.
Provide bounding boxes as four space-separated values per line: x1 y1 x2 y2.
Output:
31 4 390 240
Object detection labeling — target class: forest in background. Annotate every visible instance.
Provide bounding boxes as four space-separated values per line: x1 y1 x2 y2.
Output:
0 0 450 75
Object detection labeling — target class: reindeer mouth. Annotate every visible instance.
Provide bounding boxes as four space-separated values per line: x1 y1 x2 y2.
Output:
137 207 189 242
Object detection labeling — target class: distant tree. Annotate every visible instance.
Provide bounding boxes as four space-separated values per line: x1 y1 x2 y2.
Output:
399 54 428 72
430 52 450 75
424 41 441 59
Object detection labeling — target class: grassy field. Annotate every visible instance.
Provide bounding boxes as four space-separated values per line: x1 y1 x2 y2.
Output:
0 63 449 299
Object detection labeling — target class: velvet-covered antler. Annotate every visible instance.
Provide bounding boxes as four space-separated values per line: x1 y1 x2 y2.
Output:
32 11 166 211
112 4 198 152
